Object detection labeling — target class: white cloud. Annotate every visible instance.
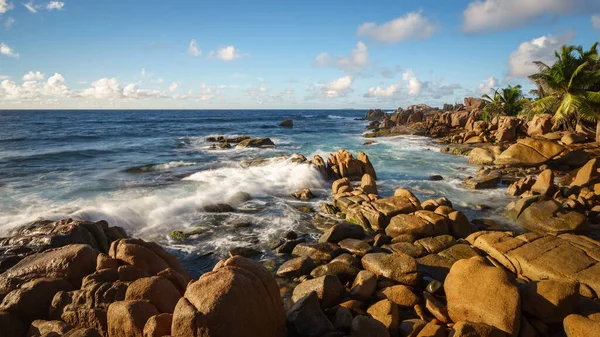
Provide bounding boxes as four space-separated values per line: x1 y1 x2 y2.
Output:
463 0 599 33
23 71 45 81
364 84 400 98
0 42 18 58
402 69 422 96
357 11 438 43
81 78 122 100
23 1 36 13
199 83 218 100
152 78 164 84
123 83 166 99
282 89 294 95
316 75 354 98
0 0 14 13
210 45 241 61
314 42 369 71
46 1 63 10
593 15 600 29
4 17 15 29
188 39 201 57
169 81 180 92
507 34 572 78
477 76 499 94
0 72 69 100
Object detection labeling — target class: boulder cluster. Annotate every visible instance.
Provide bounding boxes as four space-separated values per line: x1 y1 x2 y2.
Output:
273 150 600 337
0 219 285 337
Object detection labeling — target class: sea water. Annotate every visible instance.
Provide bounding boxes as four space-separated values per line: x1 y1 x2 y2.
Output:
0 110 512 274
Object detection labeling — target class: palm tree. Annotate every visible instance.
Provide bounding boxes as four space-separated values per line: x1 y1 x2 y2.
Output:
528 43 600 133
482 85 528 119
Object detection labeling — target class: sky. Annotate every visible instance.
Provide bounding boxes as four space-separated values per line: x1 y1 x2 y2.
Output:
0 0 599 109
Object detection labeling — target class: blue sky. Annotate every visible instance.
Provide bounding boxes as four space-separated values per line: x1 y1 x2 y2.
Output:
0 0 599 109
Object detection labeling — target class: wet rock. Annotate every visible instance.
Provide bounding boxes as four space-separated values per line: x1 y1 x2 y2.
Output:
361 253 419 286
445 256 520 335
377 285 420 308
465 170 501 189
426 280 442 294
367 299 399 337
277 256 316 278
350 315 390 337
292 188 314 201
275 238 305 255
236 137 276 148
226 191 252 204
522 279 579 323
107 300 159 337
292 275 344 309
350 270 377 301
228 246 262 258
171 256 285 337
143 313 172 337
429 175 444 181
286 292 335 337
124 276 181 314
202 203 234 213
292 242 341 264
279 119 294 127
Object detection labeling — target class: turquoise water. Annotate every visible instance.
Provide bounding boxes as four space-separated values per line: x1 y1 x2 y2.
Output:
0 110 511 272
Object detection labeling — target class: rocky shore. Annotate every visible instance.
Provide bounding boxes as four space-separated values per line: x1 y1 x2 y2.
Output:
2 107 600 336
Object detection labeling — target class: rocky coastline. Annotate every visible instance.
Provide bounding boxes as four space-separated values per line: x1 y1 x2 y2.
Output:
1 108 600 336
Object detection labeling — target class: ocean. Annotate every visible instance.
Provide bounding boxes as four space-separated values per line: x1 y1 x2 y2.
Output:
0 109 512 274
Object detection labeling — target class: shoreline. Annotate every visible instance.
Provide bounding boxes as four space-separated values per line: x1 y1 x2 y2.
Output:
1 107 600 336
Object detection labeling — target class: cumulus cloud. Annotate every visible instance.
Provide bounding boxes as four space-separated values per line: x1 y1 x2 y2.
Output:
0 0 14 13
188 39 201 56
507 34 573 78
209 45 241 61
0 72 69 100
314 42 369 71
81 78 122 99
316 75 354 98
402 69 423 96
23 71 44 81
593 15 600 29
123 83 167 99
364 84 400 98
169 81 180 92
0 42 18 58
477 76 498 94
462 0 600 33
357 11 438 43
46 1 63 10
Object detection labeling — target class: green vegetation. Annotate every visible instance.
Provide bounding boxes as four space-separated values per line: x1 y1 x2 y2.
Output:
482 85 529 119
481 42 600 137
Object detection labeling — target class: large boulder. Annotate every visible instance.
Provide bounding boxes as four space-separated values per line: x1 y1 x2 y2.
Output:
527 114 553 137
515 200 588 234
107 300 159 337
286 292 335 337
366 109 388 121
0 244 98 298
236 138 276 148
124 276 181 313
494 138 566 167
495 116 519 142
522 279 579 323
292 275 344 308
570 158 600 188
465 170 501 189
109 239 190 285
361 253 419 286
445 257 521 336
171 256 285 337
563 314 600 337
451 111 470 128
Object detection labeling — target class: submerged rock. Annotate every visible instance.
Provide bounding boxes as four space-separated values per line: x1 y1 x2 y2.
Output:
236 138 276 148
279 120 294 127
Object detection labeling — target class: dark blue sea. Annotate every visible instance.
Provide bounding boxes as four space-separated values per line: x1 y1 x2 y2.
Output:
0 110 510 273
